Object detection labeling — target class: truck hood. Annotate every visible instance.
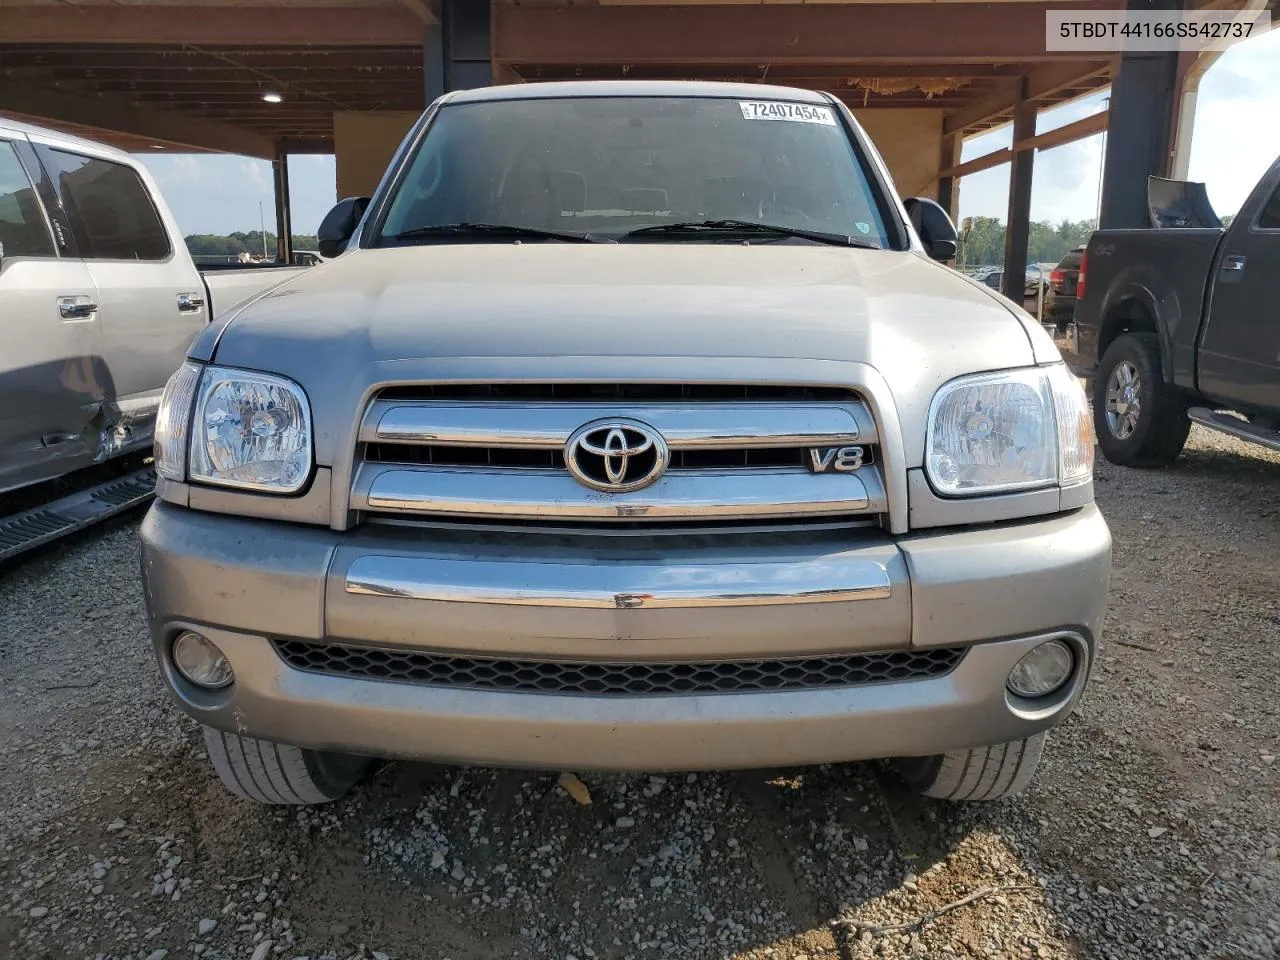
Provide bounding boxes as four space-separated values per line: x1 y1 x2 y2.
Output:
204 245 1052 467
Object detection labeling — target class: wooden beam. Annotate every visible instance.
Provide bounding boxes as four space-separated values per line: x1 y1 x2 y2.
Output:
0 80 274 158
2 74 424 89
1002 80 1036 300
943 61 1111 134
277 138 334 155
0 6 423 45
939 148 1012 180
492 3 1118 65
517 63 1031 81
936 111 1106 180
1013 110 1107 153
0 50 426 71
937 132 962 219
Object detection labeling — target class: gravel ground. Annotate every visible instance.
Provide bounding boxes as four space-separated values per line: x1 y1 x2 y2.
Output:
2 425 1278 960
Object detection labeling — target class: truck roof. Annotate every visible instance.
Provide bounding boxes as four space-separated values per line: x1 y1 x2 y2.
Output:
0 115 136 164
444 80 832 106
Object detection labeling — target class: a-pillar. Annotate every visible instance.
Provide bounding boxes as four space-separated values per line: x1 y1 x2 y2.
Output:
1098 0 1184 228
1002 79 1036 302
272 143 292 264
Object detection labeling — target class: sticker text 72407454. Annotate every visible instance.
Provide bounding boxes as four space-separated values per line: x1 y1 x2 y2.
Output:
738 101 836 126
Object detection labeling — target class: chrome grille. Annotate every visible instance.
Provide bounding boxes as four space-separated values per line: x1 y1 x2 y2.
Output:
273 640 964 695
363 442 852 471
378 383 857 403
351 383 887 524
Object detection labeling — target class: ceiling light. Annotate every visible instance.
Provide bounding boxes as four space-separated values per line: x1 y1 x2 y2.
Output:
262 91 283 104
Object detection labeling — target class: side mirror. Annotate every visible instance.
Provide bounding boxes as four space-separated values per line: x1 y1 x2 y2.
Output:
903 197 958 262
317 196 370 259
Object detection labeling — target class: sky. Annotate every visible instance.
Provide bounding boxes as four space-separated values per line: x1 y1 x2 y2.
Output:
137 26 1280 236
956 25 1280 224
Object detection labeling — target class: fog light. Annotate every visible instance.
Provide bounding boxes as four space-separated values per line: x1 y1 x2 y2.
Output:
1007 639 1074 698
172 631 233 689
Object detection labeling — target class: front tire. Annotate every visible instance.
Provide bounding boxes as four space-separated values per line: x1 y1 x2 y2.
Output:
203 727 370 805
1091 332 1189 467
891 733 1047 802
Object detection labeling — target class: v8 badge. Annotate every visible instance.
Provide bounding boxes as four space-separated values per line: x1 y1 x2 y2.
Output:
808 445 865 473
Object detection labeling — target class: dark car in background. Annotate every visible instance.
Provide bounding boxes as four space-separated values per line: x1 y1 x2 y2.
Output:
1073 157 1280 466
973 266 1054 315
1045 246 1085 334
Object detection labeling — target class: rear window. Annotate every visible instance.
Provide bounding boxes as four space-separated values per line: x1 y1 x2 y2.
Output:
0 140 55 259
1258 182 1280 229
1057 251 1083 270
42 150 170 261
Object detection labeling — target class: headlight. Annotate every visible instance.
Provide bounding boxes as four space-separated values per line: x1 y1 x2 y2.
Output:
1046 363 1093 487
187 366 313 494
925 364 1093 496
154 361 202 482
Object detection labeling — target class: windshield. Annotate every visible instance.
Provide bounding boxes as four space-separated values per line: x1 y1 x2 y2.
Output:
376 96 894 246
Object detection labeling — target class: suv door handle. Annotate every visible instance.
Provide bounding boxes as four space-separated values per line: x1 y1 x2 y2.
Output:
58 296 98 320
1222 254 1247 273
177 292 205 313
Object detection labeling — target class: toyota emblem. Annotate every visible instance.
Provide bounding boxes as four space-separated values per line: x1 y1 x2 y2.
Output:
564 418 669 492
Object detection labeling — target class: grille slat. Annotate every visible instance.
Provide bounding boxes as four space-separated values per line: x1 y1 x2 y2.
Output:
273 640 963 695
354 383 886 526
378 384 856 403
365 442 827 471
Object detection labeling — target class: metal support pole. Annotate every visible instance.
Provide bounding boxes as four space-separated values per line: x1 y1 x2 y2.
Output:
423 19 445 102
272 145 292 264
1036 264 1045 322
1002 79 1035 304
1098 0 1183 228
937 133 962 222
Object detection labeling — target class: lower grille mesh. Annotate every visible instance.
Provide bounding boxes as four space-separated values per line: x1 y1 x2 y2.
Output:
272 640 964 695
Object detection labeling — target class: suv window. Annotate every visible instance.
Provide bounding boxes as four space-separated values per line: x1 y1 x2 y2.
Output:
0 141 55 259
1258 181 1280 230
378 96 893 246
42 150 170 260
1057 250 1083 270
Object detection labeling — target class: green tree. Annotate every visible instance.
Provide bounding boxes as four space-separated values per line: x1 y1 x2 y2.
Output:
955 217 1097 272
185 231 320 260
957 216 1005 269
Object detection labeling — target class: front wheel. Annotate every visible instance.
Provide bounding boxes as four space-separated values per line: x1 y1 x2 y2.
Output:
1091 332 1189 467
891 733 1047 802
203 727 370 805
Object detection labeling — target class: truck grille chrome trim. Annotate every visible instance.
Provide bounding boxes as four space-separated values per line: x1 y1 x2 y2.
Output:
343 553 892 607
353 465 881 520
351 384 888 525
345 555 896 609
363 402 873 449
272 640 965 695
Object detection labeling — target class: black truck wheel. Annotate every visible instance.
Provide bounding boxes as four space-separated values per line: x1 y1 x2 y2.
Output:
891 733 1047 801
204 726 369 805
1091 332 1189 467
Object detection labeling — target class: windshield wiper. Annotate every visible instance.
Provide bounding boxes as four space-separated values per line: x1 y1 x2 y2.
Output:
393 222 612 244
621 219 880 249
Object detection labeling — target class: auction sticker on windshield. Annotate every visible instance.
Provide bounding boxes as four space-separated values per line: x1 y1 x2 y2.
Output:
738 101 835 125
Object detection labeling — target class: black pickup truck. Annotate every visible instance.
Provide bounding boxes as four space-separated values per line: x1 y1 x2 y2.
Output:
1072 153 1280 466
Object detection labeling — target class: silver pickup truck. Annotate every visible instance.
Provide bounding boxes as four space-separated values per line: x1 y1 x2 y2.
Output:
139 82 1111 807
0 118 307 501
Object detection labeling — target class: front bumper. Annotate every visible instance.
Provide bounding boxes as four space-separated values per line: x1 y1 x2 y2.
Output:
140 503 1111 771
